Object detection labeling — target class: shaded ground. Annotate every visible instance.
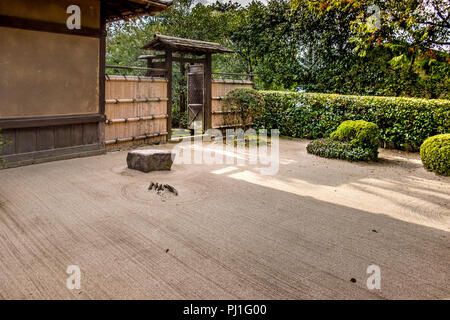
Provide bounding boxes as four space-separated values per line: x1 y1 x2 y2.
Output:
0 139 448 299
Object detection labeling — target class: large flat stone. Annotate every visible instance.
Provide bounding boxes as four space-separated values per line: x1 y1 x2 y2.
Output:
127 149 175 173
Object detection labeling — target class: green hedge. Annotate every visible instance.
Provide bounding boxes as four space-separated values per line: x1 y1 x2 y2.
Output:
256 91 450 151
420 134 450 176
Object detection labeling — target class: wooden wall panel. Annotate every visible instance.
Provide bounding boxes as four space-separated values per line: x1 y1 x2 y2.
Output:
83 123 99 145
17 129 37 154
0 27 100 119
1 122 103 168
37 127 55 151
71 124 84 147
55 126 72 148
0 0 101 29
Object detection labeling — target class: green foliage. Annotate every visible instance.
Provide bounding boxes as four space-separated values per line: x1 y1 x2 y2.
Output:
330 120 380 159
306 138 375 162
172 107 187 129
256 91 450 151
230 0 301 89
106 0 449 100
420 134 450 176
294 0 450 99
223 88 265 129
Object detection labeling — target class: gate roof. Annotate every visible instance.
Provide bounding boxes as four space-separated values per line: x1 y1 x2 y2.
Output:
142 34 234 55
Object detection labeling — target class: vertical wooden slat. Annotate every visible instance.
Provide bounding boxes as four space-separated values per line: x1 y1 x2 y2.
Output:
37 127 54 151
54 126 71 148
98 4 106 150
17 128 37 153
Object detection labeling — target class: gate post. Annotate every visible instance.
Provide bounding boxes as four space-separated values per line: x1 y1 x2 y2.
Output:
165 49 173 140
204 53 212 132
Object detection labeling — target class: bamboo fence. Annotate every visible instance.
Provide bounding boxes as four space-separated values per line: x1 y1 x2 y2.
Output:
105 75 168 150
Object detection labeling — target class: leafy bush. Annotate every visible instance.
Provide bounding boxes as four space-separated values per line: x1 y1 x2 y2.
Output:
330 120 380 160
306 138 375 162
223 88 265 129
420 134 450 176
256 91 450 151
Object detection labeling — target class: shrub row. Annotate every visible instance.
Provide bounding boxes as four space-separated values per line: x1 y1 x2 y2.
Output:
255 91 450 151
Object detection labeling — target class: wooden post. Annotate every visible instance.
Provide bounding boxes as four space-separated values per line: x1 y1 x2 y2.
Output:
145 57 153 77
204 53 212 132
166 49 173 140
98 3 107 147
179 58 186 122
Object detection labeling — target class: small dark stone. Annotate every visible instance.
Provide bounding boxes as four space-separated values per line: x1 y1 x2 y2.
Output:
372 229 378 233
164 184 178 195
165 249 169 253
350 278 357 283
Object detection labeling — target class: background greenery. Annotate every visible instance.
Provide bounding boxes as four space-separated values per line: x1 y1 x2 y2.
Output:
107 0 449 97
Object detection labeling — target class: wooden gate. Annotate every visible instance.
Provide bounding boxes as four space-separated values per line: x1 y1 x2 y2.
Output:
104 75 168 150
187 64 204 130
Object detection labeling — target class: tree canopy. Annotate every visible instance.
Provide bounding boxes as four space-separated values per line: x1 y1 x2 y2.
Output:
106 0 449 99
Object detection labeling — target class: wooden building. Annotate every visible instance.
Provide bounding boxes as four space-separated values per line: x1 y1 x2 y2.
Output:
0 0 172 168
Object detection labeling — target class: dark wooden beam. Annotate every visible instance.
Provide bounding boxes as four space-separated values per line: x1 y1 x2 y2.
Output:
172 56 206 64
139 54 167 60
0 114 105 130
98 3 107 148
2 143 104 169
99 5 107 115
145 57 153 76
0 15 102 38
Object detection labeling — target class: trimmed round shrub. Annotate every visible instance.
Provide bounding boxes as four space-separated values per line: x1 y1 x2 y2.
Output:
420 134 450 176
307 138 374 162
330 120 380 160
